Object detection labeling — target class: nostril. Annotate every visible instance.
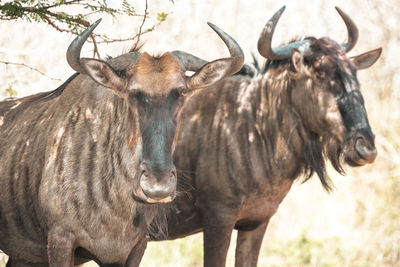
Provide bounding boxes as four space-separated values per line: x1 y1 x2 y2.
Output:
139 168 176 201
170 169 177 179
139 162 149 174
355 138 377 162
141 170 149 179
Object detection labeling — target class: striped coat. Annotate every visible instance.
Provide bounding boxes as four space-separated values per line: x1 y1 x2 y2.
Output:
148 7 382 267
0 20 244 266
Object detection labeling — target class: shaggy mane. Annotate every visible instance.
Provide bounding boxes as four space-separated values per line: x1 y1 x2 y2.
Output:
237 36 347 192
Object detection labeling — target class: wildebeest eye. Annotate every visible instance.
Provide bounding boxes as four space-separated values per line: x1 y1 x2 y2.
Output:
169 89 181 101
135 92 150 106
329 74 344 97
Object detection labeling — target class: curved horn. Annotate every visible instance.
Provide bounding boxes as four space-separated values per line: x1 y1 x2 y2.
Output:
185 23 244 89
257 6 312 60
173 22 244 75
66 19 101 74
335 7 359 52
206 22 244 75
171 51 208 72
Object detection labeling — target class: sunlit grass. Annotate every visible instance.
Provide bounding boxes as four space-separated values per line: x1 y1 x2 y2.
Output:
0 254 7 267
141 235 204 267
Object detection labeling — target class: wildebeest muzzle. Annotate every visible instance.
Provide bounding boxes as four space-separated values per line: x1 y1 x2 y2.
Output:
339 90 377 166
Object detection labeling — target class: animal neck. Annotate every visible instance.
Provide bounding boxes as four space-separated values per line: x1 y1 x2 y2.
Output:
106 95 142 175
247 66 325 182
74 87 141 217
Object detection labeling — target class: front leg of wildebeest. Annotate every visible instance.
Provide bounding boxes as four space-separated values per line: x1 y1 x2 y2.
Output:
6 258 48 267
47 228 75 267
234 220 269 267
121 236 148 267
202 209 237 267
125 237 148 267
97 237 147 267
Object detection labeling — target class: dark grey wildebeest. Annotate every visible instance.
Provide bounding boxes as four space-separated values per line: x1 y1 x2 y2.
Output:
147 6 382 267
0 19 244 266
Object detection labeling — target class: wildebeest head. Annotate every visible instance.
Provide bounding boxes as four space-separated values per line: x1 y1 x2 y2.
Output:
257 7 381 174
66 20 244 203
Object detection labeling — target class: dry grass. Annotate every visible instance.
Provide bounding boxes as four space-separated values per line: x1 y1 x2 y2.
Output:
1 0 399 266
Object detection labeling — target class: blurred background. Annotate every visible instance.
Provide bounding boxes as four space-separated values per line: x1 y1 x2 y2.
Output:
0 0 399 266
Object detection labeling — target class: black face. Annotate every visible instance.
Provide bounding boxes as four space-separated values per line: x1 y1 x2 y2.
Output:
336 78 377 166
78 28 244 203
128 88 185 203
132 89 184 169
311 38 377 166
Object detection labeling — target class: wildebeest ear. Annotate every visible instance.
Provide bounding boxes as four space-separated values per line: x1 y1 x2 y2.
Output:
186 60 231 90
290 48 304 73
351 48 382 70
81 58 126 93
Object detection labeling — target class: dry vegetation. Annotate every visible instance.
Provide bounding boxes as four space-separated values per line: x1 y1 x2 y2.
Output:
1 0 399 266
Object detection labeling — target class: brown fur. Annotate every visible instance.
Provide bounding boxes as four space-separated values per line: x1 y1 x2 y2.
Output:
128 52 186 96
146 36 380 267
1 26 246 265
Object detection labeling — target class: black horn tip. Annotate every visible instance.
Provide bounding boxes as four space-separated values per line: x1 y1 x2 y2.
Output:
207 22 226 41
87 18 102 32
92 18 102 27
335 6 349 20
206 22 236 43
334 6 359 52
278 5 286 14
267 6 286 27
207 22 220 33
375 47 383 56
334 6 344 14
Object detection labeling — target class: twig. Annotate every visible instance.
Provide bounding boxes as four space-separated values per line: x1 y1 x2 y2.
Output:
44 0 82 10
131 0 148 52
17 6 90 28
0 0 166 58
44 9 90 27
90 35 100 59
43 16 70 33
0 61 62 81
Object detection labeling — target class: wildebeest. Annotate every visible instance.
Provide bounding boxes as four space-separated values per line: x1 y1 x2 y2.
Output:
147 6 382 267
0 19 244 266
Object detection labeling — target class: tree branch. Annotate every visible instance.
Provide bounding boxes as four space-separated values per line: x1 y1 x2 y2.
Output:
0 61 62 81
0 0 167 79
131 0 148 52
44 0 82 10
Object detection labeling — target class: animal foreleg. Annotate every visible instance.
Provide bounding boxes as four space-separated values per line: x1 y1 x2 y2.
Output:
203 220 236 267
6 258 48 267
97 237 147 267
123 237 148 267
47 227 75 267
234 220 269 267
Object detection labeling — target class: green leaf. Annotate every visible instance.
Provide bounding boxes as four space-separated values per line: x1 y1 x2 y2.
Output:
1 2 24 19
5 86 18 97
156 12 168 22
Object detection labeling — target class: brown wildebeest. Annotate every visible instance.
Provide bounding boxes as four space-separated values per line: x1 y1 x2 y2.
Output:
147 6 382 267
0 19 244 266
